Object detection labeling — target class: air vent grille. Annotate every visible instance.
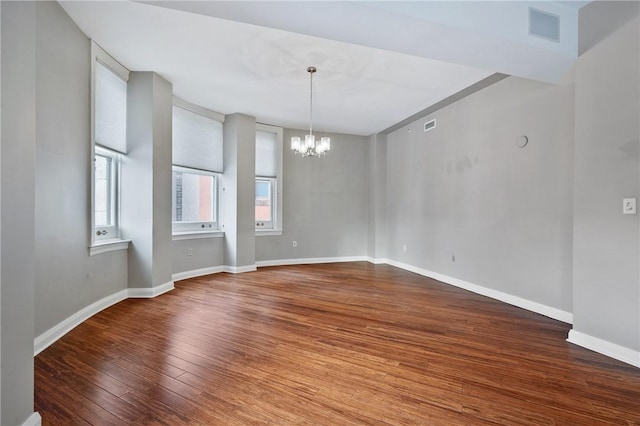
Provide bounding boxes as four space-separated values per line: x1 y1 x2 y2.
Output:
424 119 436 132
529 8 560 42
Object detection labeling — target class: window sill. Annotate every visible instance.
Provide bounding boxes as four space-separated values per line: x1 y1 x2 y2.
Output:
172 231 224 241
89 239 130 256
256 229 283 237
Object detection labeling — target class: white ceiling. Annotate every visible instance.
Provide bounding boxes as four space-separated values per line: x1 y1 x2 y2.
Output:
59 1 587 136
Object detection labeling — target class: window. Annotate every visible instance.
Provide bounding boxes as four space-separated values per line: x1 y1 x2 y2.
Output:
172 167 218 232
172 99 224 234
255 124 283 233
255 177 275 229
92 42 128 244
94 147 119 238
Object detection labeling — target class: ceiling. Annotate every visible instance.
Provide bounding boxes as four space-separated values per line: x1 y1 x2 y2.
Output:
59 1 588 136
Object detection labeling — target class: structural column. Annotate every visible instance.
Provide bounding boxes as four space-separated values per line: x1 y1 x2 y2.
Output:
1 2 39 424
222 113 256 272
367 133 388 262
122 72 173 290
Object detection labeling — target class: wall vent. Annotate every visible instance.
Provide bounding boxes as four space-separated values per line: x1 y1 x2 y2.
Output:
424 119 436 132
529 8 560 42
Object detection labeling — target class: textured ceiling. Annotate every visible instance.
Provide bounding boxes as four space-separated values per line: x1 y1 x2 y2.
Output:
60 1 584 136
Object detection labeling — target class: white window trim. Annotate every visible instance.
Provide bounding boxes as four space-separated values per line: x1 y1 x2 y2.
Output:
172 231 224 241
93 146 120 241
172 165 221 234
90 41 129 249
256 229 283 237
255 123 283 235
89 239 131 256
255 176 276 230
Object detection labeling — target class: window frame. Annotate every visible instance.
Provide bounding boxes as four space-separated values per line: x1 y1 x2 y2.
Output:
255 176 276 230
171 98 225 237
94 146 120 241
171 166 220 234
90 41 129 248
255 123 283 235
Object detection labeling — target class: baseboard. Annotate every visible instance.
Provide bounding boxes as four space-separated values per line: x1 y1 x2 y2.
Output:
34 289 128 356
22 412 42 426
385 259 573 324
567 329 640 368
34 282 174 356
366 257 389 265
256 256 368 268
34 258 574 359
175 258 369 276
223 264 258 274
254 256 571 325
128 281 175 298
172 266 224 282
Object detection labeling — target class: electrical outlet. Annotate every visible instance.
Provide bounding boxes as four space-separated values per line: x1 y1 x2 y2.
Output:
292 241 297 248
403 244 407 252
187 248 193 256
452 255 456 262
623 198 636 215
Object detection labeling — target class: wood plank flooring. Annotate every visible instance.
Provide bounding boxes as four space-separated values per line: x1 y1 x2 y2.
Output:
35 263 640 425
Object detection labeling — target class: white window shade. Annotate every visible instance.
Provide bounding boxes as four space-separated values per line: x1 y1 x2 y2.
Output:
95 61 127 153
173 106 223 173
256 130 278 177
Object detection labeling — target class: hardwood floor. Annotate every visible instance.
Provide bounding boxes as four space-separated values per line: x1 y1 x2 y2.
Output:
35 263 640 425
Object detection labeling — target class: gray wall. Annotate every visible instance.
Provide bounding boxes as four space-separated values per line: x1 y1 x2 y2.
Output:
172 238 224 276
222 114 256 268
1 2 36 424
0 1 3 418
256 129 368 261
123 72 173 289
573 14 640 351
578 1 640 55
34 0 128 337
385 76 575 313
367 133 388 260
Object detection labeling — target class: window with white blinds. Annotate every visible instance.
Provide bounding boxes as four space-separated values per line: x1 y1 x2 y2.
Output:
91 42 129 248
255 124 283 233
256 130 278 177
95 61 127 153
172 106 223 173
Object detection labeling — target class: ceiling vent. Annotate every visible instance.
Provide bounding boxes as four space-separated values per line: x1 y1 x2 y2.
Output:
529 8 560 42
424 119 436 132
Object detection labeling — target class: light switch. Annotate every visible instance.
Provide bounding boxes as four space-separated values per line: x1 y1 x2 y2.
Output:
623 198 636 215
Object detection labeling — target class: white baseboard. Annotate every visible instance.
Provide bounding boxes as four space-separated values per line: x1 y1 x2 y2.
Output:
567 329 640 368
385 259 573 324
22 412 42 426
257 256 573 325
34 289 129 356
33 258 574 359
366 257 389 265
174 258 369 277
256 256 368 268
172 266 224 281
34 282 174 356
128 281 174 298
224 264 257 274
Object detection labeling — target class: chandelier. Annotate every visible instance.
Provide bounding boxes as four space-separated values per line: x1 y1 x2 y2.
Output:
291 66 331 157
